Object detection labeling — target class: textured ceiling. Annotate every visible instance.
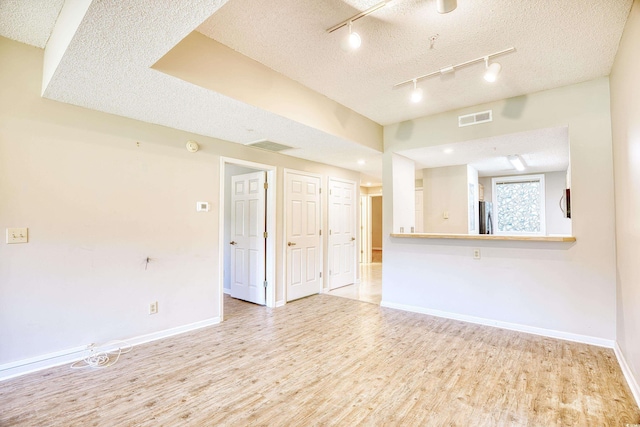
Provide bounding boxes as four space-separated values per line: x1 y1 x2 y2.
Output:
400 126 570 177
0 0 64 48
0 0 633 185
199 0 632 125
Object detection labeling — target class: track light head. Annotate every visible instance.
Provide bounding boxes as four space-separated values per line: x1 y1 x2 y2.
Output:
484 59 502 83
347 21 361 49
437 0 457 14
410 80 423 103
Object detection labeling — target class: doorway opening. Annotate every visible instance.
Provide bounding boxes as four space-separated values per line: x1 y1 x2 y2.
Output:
219 158 276 321
360 188 383 264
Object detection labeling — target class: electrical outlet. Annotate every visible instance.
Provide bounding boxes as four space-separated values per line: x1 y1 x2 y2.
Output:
149 301 158 315
473 248 481 259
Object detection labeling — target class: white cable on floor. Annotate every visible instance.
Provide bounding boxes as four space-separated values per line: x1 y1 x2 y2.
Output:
70 340 133 369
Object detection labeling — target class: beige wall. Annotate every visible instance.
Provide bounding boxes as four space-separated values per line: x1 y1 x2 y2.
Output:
611 0 640 399
371 196 383 249
382 77 617 342
0 37 360 368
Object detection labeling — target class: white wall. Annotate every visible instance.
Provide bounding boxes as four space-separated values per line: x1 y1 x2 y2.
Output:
467 165 479 234
544 171 572 235
0 38 360 372
422 165 469 233
391 154 415 233
382 78 616 343
610 0 640 402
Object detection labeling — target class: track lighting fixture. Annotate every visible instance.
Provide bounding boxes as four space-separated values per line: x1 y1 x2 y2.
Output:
347 21 361 49
327 1 392 49
436 0 457 14
410 79 423 103
393 47 516 102
328 0 457 49
483 57 502 83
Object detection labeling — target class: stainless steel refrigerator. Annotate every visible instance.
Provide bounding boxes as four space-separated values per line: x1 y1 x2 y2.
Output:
479 201 493 234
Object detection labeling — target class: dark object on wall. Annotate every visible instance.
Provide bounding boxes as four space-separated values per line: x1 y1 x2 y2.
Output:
560 188 571 219
479 201 493 234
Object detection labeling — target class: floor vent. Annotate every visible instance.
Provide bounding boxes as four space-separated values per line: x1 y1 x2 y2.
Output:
458 110 492 127
245 139 295 152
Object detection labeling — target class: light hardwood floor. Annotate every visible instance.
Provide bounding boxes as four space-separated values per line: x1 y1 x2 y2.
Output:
1 294 639 426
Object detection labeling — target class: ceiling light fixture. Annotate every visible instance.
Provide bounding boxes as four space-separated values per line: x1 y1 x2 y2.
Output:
410 79 423 103
436 0 457 14
508 155 526 171
357 159 366 165
347 21 361 49
393 47 516 98
327 1 393 48
483 57 502 83
443 148 454 154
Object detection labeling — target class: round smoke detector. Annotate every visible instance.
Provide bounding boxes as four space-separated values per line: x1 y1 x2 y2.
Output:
186 140 199 153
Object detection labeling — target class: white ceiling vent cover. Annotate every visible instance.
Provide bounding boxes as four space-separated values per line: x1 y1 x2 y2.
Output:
245 139 295 153
458 110 493 127
245 140 295 152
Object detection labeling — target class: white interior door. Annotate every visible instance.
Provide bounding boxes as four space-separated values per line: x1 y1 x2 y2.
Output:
230 171 266 305
328 178 356 290
286 172 321 302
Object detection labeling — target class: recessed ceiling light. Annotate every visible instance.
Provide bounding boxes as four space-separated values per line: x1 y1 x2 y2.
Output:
357 159 366 165
508 155 526 171
443 148 454 154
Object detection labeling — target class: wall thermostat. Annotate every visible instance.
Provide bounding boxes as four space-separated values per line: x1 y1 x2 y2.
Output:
186 140 199 152
197 202 210 212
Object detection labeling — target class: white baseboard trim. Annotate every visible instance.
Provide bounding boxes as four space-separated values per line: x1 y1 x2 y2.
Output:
380 301 615 348
275 300 285 307
223 288 231 295
614 342 640 408
0 317 220 382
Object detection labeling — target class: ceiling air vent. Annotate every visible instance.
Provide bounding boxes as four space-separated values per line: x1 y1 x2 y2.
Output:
245 140 295 152
458 110 492 127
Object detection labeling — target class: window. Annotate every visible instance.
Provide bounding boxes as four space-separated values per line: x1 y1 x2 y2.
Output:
492 174 546 235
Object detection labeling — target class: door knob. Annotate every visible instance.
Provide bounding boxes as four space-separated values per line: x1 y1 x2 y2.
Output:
230 241 237 245
288 242 297 247
351 237 356 241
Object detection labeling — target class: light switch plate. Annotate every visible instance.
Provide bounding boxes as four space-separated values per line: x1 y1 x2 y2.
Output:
6 228 28 244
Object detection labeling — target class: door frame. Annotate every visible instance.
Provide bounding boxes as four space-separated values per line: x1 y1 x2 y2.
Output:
327 176 358 289
219 157 277 320
283 169 323 301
